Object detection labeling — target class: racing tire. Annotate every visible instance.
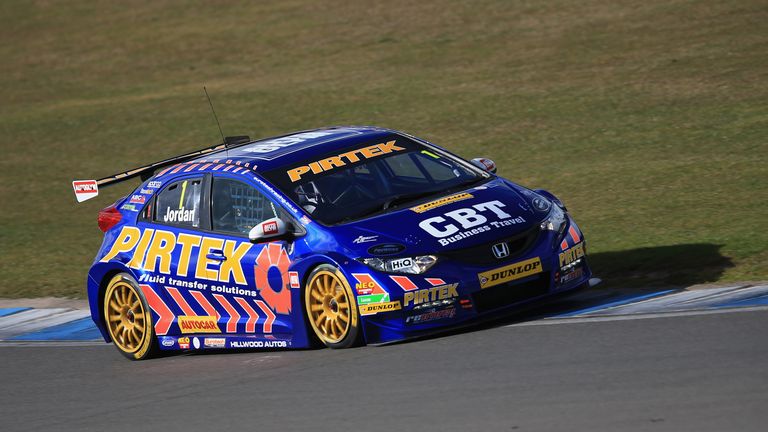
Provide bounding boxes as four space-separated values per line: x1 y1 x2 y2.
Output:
103 273 158 360
304 264 362 349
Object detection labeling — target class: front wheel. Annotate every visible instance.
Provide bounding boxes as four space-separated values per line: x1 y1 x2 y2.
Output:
103 273 158 360
304 265 362 348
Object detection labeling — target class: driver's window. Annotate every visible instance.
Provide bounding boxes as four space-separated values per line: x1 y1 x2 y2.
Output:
211 177 277 236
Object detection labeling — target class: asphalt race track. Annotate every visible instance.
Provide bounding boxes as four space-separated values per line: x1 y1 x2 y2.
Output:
1 289 767 431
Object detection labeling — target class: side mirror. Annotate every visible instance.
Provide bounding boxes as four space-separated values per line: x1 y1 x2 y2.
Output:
470 157 497 174
249 217 288 242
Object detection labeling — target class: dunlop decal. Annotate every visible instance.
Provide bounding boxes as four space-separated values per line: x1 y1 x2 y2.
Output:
478 257 543 289
359 300 402 316
410 193 473 213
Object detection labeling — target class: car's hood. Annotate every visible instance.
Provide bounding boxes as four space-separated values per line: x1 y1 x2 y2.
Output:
335 178 546 256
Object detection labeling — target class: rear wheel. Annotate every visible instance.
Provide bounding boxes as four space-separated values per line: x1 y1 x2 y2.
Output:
304 265 361 348
103 273 157 360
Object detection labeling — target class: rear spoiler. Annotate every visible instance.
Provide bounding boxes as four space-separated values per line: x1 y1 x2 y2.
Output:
72 136 251 203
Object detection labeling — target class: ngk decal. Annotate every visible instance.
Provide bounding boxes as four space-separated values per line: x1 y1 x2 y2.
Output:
418 200 526 246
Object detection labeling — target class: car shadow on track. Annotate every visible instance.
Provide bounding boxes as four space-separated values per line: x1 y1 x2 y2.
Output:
383 243 735 347
588 242 734 288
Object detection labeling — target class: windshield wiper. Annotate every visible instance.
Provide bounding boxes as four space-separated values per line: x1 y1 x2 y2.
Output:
381 190 441 210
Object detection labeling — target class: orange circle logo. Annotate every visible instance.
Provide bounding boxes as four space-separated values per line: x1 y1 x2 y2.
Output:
254 243 292 314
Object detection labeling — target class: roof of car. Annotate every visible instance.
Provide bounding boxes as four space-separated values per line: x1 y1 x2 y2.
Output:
203 125 399 171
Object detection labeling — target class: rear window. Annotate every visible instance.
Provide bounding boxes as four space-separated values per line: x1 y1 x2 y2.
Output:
153 177 203 228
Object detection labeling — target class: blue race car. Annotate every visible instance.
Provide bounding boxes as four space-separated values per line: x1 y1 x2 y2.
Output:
73 126 596 359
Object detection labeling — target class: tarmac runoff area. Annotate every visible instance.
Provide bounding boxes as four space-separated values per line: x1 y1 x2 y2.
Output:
0 284 766 431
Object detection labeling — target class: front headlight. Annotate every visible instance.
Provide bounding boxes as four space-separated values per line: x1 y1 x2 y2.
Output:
358 255 438 274
540 204 566 232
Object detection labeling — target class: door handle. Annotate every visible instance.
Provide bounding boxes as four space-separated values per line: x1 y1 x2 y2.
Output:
207 250 227 261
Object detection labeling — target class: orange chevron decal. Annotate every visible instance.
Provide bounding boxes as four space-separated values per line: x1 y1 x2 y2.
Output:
568 226 581 243
235 297 260 333
213 294 240 333
390 275 418 291
189 290 220 320
166 287 195 316
139 284 174 335
255 300 276 333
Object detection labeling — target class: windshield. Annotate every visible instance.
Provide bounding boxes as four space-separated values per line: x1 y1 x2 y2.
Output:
262 135 487 225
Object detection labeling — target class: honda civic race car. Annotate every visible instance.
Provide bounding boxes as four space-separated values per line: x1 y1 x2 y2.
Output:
73 126 596 359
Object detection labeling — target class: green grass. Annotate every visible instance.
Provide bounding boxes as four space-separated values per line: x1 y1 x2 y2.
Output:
0 0 766 298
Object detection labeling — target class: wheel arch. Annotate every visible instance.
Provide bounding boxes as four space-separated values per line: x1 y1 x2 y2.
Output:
292 253 367 346
88 263 142 343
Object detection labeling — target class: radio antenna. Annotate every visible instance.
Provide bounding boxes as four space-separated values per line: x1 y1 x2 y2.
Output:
203 86 226 144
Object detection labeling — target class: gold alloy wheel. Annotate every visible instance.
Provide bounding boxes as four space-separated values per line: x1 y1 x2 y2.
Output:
305 269 353 345
104 275 149 354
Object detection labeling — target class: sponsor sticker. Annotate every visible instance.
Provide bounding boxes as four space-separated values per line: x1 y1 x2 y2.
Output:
406 307 456 324
353 235 378 244
160 336 175 347
359 300 402 316
262 220 278 235
204 337 226 348
559 267 583 284
121 204 138 212
389 257 413 272
286 140 405 182
178 315 220 334
129 194 146 204
403 283 459 307
102 226 254 286
367 243 406 256
147 181 163 189
477 257 543 289
72 180 98 202
410 192 473 213
241 131 336 155
289 271 300 289
418 200 527 246
178 337 190 349
352 273 385 296
357 293 390 305
230 340 288 348
192 337 201 349
559 243 585 267
140 188 154 195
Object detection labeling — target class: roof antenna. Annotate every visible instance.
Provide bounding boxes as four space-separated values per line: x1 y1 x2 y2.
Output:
203 86 227 150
